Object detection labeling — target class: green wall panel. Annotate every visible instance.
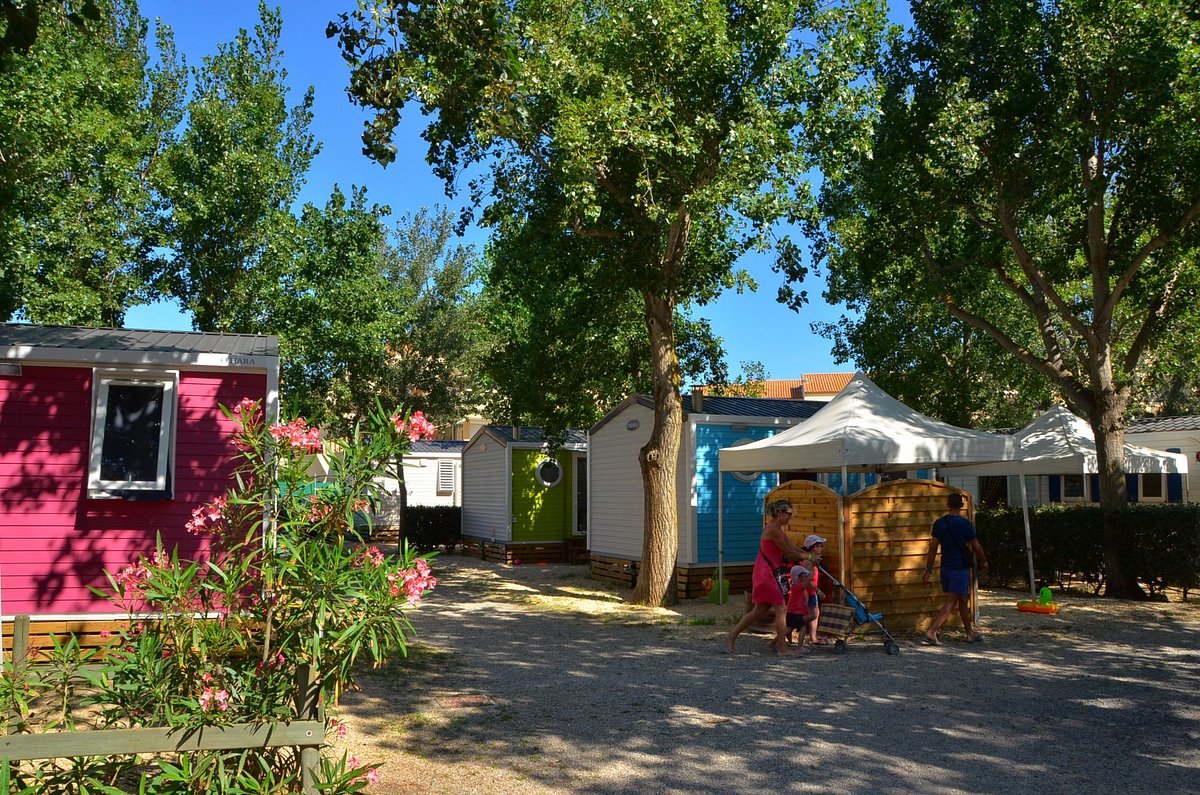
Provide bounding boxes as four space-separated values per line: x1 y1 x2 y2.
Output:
511 448 574 541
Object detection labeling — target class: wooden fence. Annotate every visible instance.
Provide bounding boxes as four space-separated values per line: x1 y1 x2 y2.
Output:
1 615 326 794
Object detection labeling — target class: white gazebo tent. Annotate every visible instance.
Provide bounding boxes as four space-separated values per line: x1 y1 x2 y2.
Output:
957 404 1190 480
716 373 1020 597
953 405 1189 591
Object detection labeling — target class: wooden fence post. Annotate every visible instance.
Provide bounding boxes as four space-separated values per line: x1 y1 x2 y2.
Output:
11 615 29 670
294 664 323 795
5 616 31 734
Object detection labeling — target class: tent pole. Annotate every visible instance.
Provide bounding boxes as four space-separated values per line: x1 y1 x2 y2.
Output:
839 462 848 584
717 472 725 604
1018 465 1035 598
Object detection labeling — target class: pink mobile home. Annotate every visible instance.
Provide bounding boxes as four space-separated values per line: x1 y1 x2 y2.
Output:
0 324 279 631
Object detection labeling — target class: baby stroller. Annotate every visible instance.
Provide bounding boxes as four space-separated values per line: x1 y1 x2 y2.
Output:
816 564 901 656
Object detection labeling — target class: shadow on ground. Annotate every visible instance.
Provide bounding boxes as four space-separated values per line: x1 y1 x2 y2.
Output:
338 554 1200 794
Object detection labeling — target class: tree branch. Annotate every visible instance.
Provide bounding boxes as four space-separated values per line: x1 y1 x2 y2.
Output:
1107 194 1200 316
993 194 1095 345
939 293 1089 408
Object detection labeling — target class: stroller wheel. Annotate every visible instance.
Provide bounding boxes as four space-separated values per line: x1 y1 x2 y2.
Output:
834 639 847 655
885 641 900 656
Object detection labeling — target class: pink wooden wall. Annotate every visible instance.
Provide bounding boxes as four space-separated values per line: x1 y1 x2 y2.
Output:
0 365 267 616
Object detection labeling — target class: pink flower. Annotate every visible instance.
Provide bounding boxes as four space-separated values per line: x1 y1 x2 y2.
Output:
199 687 230 712
385 559 436 604
269 417 323 453
331 719 349 739
114 559 151 595
365 768 381 784
390 410 436 442
186 495 228 534
100 630 111 639
234 397 260 419
356 546 386 568
308 495 335 523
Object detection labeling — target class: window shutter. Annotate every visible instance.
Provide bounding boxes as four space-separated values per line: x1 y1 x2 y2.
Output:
1167 449 1183 503
436 460 455 494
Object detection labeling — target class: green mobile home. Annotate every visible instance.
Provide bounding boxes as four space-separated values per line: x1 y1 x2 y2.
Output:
460 426 588 563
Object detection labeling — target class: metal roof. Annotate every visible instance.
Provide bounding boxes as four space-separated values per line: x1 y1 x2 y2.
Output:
478 426 588 449
0 323 278 357
409 439 467 454
1127 415 1200 434
590 393 824 434
685 394 824 419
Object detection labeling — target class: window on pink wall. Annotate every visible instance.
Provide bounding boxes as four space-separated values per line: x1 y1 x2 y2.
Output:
88 369 178 499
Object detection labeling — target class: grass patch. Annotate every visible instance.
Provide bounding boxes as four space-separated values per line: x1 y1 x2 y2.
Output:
390 711 434 734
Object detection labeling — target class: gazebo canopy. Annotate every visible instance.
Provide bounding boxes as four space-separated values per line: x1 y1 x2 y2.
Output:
718 372 1018 474
953 405 1188 476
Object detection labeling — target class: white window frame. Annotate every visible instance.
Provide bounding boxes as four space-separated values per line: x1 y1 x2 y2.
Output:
88 369 178 497
436 459 456 495
1061 474 1087 502
1139 473 1165 503
535 457 564 488
729 437 761 483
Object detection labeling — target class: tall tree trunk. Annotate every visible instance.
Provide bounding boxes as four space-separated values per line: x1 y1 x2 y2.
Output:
1086 362 1144 599
633 291 683 606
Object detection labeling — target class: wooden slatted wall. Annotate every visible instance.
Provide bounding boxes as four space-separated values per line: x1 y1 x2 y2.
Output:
847 479 972 631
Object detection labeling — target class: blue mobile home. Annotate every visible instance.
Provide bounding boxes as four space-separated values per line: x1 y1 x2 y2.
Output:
587 392 823 597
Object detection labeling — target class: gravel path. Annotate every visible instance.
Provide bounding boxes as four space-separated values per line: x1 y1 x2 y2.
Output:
332 553 1200 794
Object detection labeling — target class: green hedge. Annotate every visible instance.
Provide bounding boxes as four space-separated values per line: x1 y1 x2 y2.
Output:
975 503 1200 597
398 505 462 552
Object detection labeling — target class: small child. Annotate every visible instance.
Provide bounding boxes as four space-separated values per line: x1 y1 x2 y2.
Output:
785 563 818 651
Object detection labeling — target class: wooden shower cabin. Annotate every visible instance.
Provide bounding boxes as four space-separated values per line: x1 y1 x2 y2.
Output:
766 478 973 632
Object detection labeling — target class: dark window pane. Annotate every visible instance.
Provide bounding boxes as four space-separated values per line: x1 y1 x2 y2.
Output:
1142 475 1163 498
100 385 163 483
1063 475 1085 499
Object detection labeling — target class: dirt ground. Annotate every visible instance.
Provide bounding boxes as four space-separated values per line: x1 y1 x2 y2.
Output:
329 553 1200 794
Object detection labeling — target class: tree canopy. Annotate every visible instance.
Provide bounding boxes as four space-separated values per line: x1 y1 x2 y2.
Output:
331 0 887 605
0 0 183 325
156 2 317 333
807 0 1200 594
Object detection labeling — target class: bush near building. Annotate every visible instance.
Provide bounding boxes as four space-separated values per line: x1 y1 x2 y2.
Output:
977 504 1200 598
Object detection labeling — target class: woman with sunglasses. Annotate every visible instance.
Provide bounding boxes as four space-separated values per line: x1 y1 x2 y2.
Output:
726 499 821 654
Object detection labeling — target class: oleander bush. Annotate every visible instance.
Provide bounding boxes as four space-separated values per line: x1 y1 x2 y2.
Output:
0 400 440 793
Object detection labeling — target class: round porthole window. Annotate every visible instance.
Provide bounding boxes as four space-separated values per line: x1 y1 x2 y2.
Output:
729 437 761 483
536 458 563 487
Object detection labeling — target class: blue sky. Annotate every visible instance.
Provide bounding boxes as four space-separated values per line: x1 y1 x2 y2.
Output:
130 1 855 380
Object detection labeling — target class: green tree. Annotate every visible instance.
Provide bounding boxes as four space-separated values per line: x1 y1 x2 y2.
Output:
156 1 317 333
375 206 490 432
813 272 1056 428
330 0 886 605
0 0 100 57
260 185 396 429
708 361 769 398
262 195 488 437
481 207 729 436
0 0 183 325
807 0 1200 595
